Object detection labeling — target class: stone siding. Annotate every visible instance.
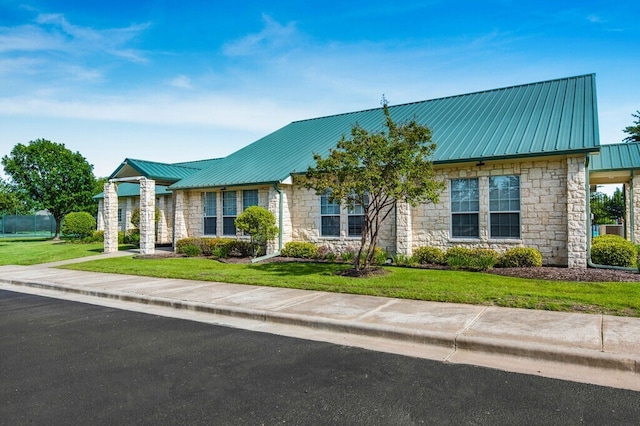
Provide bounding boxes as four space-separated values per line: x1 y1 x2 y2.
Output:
289 185 396 254
410 156 585 266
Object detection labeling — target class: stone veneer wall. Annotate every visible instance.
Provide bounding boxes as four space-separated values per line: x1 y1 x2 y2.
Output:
288 185 396 254
410 155 585 266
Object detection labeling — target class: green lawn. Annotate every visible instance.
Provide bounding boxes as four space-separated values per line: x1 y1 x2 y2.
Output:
0 239 135 265
61 256 640 317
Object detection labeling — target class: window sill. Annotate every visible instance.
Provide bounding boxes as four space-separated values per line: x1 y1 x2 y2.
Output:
488 238 522 244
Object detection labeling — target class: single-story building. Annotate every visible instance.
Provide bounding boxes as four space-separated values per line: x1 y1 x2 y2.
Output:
96 74 640 267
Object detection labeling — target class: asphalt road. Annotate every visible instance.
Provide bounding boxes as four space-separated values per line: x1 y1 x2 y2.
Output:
1 290 638 425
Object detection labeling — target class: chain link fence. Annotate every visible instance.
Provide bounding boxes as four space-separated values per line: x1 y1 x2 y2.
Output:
0 213 56 238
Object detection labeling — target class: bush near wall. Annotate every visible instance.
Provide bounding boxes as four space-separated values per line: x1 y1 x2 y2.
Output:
281 241 318 259
497 247 543 268
591 235 637 267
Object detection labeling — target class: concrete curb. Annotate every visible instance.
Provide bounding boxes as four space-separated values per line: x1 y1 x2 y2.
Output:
3 277 638 375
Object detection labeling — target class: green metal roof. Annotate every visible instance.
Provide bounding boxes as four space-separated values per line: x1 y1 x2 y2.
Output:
109 158 222 186
93 182 171 200
589 143 640 172
170 74 599 190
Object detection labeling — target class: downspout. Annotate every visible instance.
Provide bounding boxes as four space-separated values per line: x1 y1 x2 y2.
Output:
251 182 283 263
586 155 637 271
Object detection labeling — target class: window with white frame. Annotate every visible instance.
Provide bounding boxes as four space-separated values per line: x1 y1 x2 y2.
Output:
347 194 368 237
489 175 520 238
203 192 217 235
451 178 479 238
222 191 237 235
320 193 340 236
242 189 259 210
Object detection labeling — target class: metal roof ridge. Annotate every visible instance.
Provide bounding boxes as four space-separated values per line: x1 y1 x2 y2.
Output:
124 157 202 171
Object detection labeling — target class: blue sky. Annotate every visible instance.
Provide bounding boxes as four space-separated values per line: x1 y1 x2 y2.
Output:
1 0 638 178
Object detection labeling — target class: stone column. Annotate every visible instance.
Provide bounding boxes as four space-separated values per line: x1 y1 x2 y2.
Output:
139 177 156 255
103 181 119 253
267 185 293 254
566 156 587 268
96 199 104 231
173 191 188 247
396 201 412 256
157 196 168 244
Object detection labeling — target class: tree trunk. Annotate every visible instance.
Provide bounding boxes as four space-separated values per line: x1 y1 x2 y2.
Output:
53 218 61 240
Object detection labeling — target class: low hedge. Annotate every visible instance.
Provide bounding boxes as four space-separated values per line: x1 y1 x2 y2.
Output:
413 246 445 265
175 238 251 258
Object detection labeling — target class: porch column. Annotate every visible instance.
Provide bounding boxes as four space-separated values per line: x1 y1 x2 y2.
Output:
139 177 156 255
173 190 188 247
96 199 104 231
396 201 412 256
566 156 587 268
103 181 119 253
157 196 169 244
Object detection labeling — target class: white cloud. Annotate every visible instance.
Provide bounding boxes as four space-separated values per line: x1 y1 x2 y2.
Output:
223 14 299 56
169 75 193 89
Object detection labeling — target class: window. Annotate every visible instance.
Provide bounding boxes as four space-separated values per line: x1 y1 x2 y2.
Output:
490 175 520 238
242 189 259 210
451 178 479 238
347 195 368 237
222 191 237 235
203 192 217 235
320 193 340 236
117 208 122 223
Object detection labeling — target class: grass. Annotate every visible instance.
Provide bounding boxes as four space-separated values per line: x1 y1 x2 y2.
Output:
60 256 640 317
2 239 638 316
0 238 135 266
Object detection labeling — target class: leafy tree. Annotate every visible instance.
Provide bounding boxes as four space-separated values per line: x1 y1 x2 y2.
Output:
0 180 36 214
235 206 278 256
304 101 445 272
606 187 625 220
1 139 96 239
623 110 640 143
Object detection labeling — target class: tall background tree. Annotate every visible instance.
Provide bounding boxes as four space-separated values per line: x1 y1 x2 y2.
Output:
1 139 96 239
623 110 640 143
304 101 445 272
0 180 37 214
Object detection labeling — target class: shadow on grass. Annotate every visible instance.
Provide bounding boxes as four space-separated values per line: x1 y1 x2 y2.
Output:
250 261 350 277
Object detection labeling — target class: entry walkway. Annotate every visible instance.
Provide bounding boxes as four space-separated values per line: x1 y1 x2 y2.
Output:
1 251 638 391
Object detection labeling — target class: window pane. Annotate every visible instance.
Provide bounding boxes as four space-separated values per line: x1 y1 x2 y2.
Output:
223 191 237 216
490 213 520 238
321 194 340 215
243 189 259 210
204 217 217 235
489 176 520 212
321 216 340 236
223 217 236 235
348 215 364 237
451 213 479 238
451 178 479 213
204 192 217 216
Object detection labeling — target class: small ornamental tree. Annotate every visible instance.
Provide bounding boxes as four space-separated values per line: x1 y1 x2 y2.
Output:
235 206 278 256
304 101 445 272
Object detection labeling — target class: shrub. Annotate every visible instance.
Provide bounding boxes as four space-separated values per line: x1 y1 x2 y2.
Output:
175 237 250 258
81 230 104 243
281 241 318 259
372 247 388 265
325 252 337 262
393 254 418 267
340 248 355 263
124 228 140 246
316 245 332 260
444 247 499 271
61 212 96 240
182 244 201 257
445 246 475 259
234 206 278 256
591 235 637 267
130 207 161 228
498 247 543 268
414 246 445 265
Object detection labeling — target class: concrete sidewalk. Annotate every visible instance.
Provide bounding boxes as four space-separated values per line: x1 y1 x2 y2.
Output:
1 251 639 392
